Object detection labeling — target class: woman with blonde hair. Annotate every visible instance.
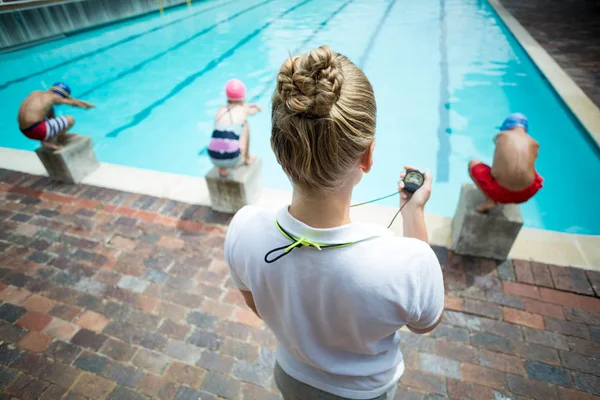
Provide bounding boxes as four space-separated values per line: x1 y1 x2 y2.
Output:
225 45 444 400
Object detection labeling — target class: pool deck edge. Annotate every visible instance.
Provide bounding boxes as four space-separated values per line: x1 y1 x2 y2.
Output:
1 146 598 271
489 0 600 148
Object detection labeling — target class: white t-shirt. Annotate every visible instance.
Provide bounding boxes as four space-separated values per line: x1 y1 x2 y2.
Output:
225 206 444 399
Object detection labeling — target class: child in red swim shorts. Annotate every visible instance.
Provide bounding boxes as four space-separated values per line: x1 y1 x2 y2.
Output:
469 113 543 213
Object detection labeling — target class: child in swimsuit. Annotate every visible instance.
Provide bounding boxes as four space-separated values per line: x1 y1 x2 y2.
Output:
18 82 95 150
469 113 544 212
208 78 262 177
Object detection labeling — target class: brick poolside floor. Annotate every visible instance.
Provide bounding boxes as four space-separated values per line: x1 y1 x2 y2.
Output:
0 168 598 400
501 0 600 107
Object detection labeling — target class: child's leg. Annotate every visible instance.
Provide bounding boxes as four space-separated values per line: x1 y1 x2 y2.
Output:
218 167 229 177
468 159 498 213
54 116 76 143
239 122 253 165
41 140 61 150
40 116 75 150
475 197 498 213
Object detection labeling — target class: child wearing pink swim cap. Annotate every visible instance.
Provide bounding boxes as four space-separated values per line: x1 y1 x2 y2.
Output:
207 78 262 177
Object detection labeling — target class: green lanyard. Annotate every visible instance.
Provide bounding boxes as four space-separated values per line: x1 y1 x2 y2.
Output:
264 220 374 264
264 188 418 263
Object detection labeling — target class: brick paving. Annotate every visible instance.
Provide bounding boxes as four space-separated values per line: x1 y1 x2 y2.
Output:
0 167 599 399
500 0 600 107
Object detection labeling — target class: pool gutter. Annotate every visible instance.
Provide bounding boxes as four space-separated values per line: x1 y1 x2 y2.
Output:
488 0 600 149
1 147 598 271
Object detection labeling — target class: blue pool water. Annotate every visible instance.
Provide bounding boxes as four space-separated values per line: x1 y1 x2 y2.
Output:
1 0 599 234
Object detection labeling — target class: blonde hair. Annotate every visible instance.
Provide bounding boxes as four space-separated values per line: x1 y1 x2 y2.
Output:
271 45 376 191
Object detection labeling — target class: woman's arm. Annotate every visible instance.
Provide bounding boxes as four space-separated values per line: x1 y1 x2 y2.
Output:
407 309 444 334
240 290 262 320
402 208 428 244
404 243 445 335
398 167 432 243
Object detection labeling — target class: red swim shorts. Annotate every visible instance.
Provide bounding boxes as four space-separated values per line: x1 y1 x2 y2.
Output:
470 163 543 204
20 116 70 142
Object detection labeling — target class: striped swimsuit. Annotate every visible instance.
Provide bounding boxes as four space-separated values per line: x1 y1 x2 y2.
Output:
208 107 244 169
20 116 70 142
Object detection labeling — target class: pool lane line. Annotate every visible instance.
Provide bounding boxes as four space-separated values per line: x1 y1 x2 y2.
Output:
237 0 394 152
247 0 358 104
358 0 398 69
197 0 357 156
436 0 451 183
105 0 315 139
78 0 275 99
0 0 242 91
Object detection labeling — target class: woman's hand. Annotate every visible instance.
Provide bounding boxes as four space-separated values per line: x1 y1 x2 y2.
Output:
398 166 432 213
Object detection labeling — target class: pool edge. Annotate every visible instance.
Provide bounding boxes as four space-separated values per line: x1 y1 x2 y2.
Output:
2 146 598 271
488 0 600 149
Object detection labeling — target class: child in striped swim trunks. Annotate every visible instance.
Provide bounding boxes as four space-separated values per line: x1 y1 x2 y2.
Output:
208 79 262 177
18 82 95 150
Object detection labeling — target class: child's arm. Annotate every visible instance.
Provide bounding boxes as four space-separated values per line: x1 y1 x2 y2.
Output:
531 137 540 161
245 103 262 116
57 97 95 109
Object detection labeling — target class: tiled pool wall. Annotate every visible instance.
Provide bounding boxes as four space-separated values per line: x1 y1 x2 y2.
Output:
0 0 202 51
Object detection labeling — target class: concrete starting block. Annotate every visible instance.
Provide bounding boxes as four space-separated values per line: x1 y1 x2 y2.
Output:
205 157 262 214
35 135 99 184
451 184 523 260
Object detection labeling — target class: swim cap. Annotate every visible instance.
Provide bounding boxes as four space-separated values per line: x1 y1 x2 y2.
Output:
49 82 71 99
500 113 528 132
225 78 246 102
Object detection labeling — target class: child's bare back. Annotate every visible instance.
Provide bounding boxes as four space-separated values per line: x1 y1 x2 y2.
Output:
469 113 543 213
492 128 539 191
214 104 256 129
18 91 57 129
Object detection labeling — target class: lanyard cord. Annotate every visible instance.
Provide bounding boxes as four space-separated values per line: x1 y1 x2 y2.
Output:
387 196 412 229
350 191 399 207
264 222 356 264
265 193 415 263
350 190 414 229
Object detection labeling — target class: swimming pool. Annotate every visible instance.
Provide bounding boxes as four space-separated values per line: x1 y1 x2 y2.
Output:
1 0 599 234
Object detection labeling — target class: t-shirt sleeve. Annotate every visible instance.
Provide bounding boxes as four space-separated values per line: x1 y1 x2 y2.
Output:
224 206 256 291
407 244 445 330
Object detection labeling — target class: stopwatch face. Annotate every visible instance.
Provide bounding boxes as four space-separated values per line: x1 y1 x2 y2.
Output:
405 172 424 186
